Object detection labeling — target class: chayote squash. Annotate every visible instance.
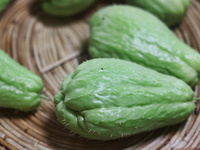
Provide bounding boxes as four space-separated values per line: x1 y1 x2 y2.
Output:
89 5 200 87
41 0 96 16
54 58 196 140
126 0 190 27
0 49 48 111
0 0 11 12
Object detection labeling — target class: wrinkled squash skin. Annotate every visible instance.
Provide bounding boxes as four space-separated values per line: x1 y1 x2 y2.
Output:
126 0 190 26
89 5 200 87
54 58 195 140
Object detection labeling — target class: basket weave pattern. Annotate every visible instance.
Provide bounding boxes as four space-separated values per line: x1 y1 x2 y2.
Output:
0 0 200 149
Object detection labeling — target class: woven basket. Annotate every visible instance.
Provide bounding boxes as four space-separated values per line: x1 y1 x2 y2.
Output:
0 0 200 149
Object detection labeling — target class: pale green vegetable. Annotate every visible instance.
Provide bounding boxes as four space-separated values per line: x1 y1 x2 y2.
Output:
89 5 200 87
126 0 190 26
54 58 195 140
41 0 96 16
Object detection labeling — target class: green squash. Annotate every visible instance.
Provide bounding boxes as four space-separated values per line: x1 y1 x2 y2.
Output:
89 5 200 87
41 0 96 16
126 0 190 26
54 58 195 140
0 49 48 111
